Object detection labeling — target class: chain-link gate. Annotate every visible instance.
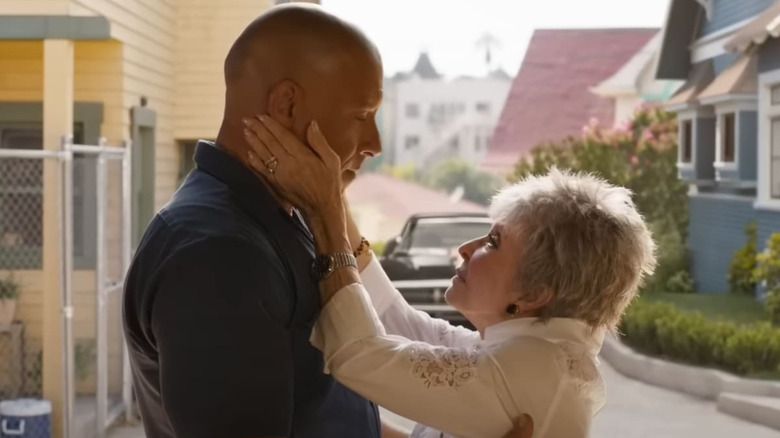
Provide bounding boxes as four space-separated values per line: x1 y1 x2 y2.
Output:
0 135 133 438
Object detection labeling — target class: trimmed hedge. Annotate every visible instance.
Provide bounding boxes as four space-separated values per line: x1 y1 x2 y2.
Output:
619 299 780 376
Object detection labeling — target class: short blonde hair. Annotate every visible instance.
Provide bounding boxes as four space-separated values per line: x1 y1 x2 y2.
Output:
489 168 656 330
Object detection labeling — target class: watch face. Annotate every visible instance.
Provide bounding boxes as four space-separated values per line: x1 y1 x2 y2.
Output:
311 255 333 280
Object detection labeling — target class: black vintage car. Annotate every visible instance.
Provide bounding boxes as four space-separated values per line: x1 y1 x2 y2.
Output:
379 212 491 308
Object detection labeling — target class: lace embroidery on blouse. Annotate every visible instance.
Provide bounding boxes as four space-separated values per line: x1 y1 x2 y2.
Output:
409 343 478 388
555 341 599 397
437 324 450 344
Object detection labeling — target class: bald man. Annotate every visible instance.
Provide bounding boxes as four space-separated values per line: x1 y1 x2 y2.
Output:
123 4 533 438
123 4 383 438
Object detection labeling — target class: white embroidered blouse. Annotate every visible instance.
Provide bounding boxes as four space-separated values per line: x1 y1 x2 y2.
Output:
310 256 607 438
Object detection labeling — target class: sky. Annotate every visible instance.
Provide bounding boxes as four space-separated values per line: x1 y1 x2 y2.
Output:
321 0 671 78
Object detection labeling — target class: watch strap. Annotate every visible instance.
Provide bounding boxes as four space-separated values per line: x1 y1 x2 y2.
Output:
312 252 358 280
330 252 358 272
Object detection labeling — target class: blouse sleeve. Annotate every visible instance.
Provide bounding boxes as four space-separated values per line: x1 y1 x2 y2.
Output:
310 283 513 438
359 254 480 348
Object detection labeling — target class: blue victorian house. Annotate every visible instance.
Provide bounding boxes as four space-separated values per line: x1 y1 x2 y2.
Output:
658 0 780 293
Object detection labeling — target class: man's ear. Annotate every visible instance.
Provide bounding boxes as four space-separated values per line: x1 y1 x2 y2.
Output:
267 80 302 128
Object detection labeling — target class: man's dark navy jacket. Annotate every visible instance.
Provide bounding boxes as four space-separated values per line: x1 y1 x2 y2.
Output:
123 141 380 438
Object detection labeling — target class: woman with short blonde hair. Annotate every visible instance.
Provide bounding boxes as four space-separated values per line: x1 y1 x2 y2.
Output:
243 116 656 438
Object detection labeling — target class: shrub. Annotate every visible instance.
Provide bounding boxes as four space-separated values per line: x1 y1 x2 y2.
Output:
766 291 780 327
754 233 780 325
619 299 780 376
665 270 694 294
729 221 757 295
0 275 19 300
642 222 690 294
723 323 780 374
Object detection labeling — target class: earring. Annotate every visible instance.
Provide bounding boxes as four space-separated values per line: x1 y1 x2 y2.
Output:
505 303 519 316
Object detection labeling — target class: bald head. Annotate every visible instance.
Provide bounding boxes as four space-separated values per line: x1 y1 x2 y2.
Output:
217 3 383 180
224 3 378 91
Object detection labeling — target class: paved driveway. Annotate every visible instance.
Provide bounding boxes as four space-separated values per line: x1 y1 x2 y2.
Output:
590 360 780 438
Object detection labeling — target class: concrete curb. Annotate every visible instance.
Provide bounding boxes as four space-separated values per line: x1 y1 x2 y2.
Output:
600 334 780 430
717 393 780 431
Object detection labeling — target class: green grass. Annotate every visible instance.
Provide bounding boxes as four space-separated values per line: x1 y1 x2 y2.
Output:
643 292 769 325
748 370 780 381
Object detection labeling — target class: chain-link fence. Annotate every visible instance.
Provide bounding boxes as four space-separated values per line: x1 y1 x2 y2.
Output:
0 153 45 400
0 137 132 438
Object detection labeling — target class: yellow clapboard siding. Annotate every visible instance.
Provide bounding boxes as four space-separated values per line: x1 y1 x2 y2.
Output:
132 0 175 22
72 0 176 48
0 41 43 57
113 0 175 36
73 74 123 92
111 24 172 62
0 73 43 90
75 40 123 59
175 0 275 140
124 46 173 78
123 77 175 107
0 59 43 73
0 90 43 100
124 62 175 93
0 0 68 14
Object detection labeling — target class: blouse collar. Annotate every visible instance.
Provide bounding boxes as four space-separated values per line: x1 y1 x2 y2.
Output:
481 317 605 356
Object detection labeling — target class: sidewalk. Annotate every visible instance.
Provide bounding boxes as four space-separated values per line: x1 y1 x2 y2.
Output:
107 424 145 438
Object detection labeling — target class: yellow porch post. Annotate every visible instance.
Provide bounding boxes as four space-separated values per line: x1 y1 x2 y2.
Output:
42 38 74 438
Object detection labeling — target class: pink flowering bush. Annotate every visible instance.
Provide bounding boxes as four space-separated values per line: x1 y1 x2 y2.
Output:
512 107 689 293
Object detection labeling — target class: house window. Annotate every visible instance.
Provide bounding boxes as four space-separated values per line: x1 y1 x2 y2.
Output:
681 120 693 163
449 137 459 151
772 85 780 105
405 103 420 119
772 117 780 198
476 102 491 114
405 135 420 150
721 113 735 163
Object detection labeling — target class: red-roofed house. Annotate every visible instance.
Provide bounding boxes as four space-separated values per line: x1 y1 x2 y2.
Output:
481 28 658 175
345 173 486 243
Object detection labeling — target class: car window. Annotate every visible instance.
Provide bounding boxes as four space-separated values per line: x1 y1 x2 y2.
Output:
408 221 491 251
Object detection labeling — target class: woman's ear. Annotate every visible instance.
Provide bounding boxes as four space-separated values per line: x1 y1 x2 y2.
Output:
520 288 554 314
267 80 302 128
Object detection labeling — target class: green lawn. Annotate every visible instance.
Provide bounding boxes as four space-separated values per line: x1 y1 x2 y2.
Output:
642 292 769 325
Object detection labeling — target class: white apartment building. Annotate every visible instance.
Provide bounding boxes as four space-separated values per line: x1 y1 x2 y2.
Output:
381 52 512 168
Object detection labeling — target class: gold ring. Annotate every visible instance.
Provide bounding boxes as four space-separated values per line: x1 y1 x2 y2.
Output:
264 156 278 174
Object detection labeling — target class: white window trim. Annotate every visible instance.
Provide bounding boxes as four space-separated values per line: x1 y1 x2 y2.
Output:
712 99 758 173
755 69 780 211
675 107 715 172
677 114 695 171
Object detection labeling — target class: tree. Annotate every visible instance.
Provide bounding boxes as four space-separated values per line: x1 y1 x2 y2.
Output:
426 158 503 206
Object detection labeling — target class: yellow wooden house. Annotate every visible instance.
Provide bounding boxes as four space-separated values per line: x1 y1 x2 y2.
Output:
0 1 317 436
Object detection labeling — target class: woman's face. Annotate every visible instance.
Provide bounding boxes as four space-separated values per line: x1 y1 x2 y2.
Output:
445 222 524 327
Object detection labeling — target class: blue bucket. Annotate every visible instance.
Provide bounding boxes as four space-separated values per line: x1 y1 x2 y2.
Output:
0 399 51 438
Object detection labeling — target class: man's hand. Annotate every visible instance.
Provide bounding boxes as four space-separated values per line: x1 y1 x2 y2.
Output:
502 414 534 438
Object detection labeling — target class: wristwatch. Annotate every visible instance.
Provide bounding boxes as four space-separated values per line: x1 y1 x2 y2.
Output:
311 252 358 280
